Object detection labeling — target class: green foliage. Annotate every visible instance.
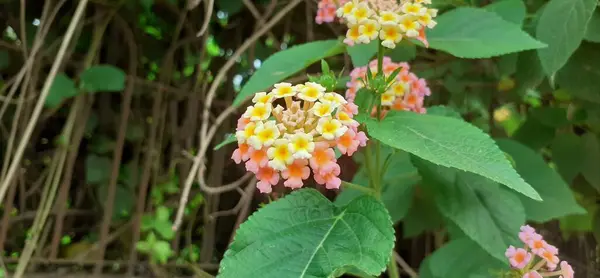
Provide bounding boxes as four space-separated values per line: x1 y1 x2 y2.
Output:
46 73 77 108
218 189 394 278
141 206 175 240
233 40 345 106
535 0 597 76
483 0 527 26
85 155 112 185
419 238 507 278
414 158 524 262
364 111 541 200
347 41 378 67
585 10 600 43
556 43 600 103
136 232 173 265
496 139 585 222
426 7 546 58
79 65 126 92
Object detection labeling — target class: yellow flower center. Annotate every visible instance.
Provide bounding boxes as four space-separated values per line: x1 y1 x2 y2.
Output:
323 121 337 133
258 129 274 141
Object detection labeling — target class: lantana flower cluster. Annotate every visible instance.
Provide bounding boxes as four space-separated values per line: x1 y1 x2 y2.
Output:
319 0 437 48
505 225 574 278
346 56 430 114
232 82 367 193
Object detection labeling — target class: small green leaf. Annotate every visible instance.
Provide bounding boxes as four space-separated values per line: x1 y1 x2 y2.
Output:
152 240 173 264
364 111 541 200
511 117 556 150
347 41 378 67
136 241 151 253
414 158 525 262
496 139 585 222
214 134 237 150
484 0 527 26
80 65 126 92
218 188 394 278
156 206 170 221
536 0 597 76
388 41 416 62
85 155 112 184
154 220 175 240
419 238 508 278
46 73 77 108
402 189 444 238
426 7 546 58
234 40 345 106
141 215 154 231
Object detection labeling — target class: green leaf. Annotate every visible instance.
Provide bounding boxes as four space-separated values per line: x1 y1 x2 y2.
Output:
214 134 237 150
556 43 600 103
136 241 151 253
511 50 545 95
402 188 444 238
218 188 394 278
364 111 541 200
79 65 126 92
152 240 173 264
336 147 419 223
496 139 585 222
0 50 9 70
46 73 77 108
97 185 134 220
426 105 462 119
530 107 570 127
154 220 175 240
419 238 507 278
551 133 584 183
85 155 112 185
511 117 555 150
414 158 525 262
535 0 597 76
347 41 378 67
388 41 417 62
426 7 546 58
156 206 170 221
580 133 600 192
484 0 527 26
584 10 600 43
234 40 345 106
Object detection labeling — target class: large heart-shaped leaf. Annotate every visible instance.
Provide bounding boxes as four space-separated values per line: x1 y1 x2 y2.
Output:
233 40 345 106
218 189 394 278
364 111 540 200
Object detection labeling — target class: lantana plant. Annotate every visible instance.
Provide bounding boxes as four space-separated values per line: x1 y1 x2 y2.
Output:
216 0 579 277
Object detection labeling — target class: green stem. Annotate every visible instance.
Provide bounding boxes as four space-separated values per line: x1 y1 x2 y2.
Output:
387 255 400 278
341 181 378 196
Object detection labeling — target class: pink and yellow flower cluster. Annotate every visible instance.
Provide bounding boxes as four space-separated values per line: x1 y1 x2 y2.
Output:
327 0 437 48
346 56 430 115
316 0 349 24
505 225 574 278
232 82 367 194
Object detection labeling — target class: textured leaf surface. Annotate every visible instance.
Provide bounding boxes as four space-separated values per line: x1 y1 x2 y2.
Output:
414 158 525 261
234 40 345 106
419 238 507 278
497 139 585 222
536 0 597 75
364 111 540 200
80 65 126 92
46 73 77 108
218 189 394 278
426 7 546 58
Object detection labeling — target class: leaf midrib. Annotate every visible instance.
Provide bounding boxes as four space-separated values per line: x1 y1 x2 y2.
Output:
299 210 346 278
